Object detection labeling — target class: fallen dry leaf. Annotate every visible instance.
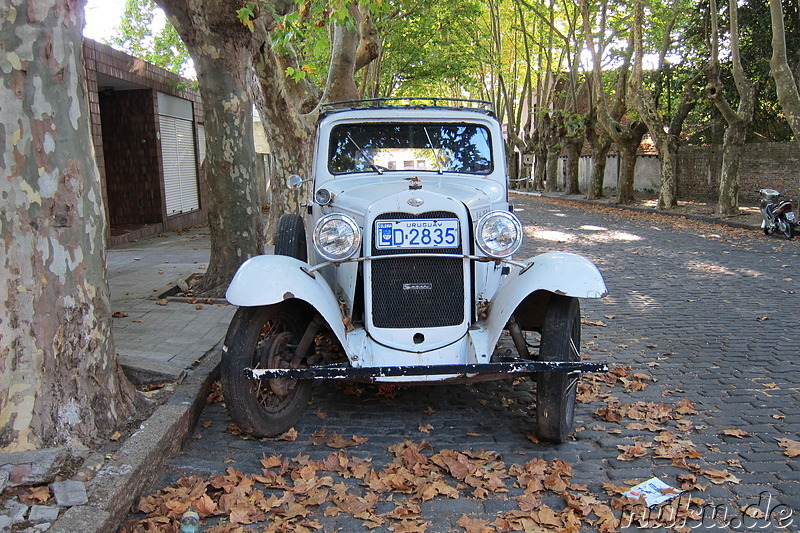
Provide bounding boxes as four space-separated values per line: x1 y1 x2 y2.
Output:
723 429 750 439
675 398 698 415
777 438 800 457
701 468 741 484
581 319 607 327
616 443 649 461
311 429 368 449
22 486 51 505
276 428 298 442
456 514 493 533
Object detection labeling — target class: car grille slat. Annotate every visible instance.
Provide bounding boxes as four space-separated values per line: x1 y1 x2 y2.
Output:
371 211 464 329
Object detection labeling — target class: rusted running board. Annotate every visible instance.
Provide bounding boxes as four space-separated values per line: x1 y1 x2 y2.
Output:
245 360 608 380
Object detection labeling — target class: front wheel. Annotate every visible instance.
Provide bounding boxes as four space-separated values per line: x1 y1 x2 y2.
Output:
536 295 581 444
221 303 312 437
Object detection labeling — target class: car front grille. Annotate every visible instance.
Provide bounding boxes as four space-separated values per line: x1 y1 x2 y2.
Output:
371 211 464 329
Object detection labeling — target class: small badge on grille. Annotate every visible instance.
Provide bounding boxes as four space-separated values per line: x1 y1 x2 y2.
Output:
407 197 424 207
402 283 432 291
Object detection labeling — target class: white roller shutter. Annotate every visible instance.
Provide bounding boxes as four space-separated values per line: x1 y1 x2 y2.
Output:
160 114 199 215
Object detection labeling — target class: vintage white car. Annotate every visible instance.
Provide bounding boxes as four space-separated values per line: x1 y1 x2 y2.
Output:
223 99 607 443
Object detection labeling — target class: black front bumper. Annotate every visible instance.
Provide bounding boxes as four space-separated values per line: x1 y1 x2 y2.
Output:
245 359 608 380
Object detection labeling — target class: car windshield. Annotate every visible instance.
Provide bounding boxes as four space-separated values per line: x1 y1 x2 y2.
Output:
328 123 493 175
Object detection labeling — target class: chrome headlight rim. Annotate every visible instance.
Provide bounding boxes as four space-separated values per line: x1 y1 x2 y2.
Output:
313 213 361 261
476 210 523 258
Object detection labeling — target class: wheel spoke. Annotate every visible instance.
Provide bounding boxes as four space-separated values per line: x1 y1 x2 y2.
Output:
565 374 580 395
569 337 581 359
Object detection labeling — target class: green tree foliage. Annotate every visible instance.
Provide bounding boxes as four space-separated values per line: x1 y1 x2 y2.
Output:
372 0 487 97
682 0 799 142
739 0 799 140
109 0 192 77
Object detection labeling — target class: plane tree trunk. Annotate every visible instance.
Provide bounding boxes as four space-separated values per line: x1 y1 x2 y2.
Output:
770 0 800 140
251 2 380 240
158 0 263 297
708 0 755 216
0 0 139 451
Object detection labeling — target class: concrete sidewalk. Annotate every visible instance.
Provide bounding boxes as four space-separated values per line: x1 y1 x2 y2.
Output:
107 227 236 381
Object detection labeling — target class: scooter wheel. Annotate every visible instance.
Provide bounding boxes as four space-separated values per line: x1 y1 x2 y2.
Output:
779 219 794 240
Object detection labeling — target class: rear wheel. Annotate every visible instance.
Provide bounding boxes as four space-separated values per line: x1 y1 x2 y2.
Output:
778 217 794 240
536 295 581 444
221 303 311 437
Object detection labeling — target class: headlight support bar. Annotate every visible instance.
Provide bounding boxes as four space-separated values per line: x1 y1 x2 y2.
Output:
301 254 532 279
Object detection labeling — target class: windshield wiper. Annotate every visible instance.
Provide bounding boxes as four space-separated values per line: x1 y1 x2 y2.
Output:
347 134 384 174
423 126 443 174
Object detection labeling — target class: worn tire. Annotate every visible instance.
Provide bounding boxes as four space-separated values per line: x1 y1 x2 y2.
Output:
275 214 307 261
778 217 794 240
536 295 581 444
221 303 311 437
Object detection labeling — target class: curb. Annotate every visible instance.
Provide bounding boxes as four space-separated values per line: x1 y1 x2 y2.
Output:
49 344 222 533
511 191 762 231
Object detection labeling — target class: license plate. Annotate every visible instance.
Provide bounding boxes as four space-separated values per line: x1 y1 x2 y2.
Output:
375 219 460 249
787 211 797 222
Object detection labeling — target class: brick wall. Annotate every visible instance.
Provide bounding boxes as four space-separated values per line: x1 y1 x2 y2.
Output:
83 39 206 245
677 143 800 202
100 89 162 226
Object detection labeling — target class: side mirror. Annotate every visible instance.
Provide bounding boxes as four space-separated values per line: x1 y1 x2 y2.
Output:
287 174 306 190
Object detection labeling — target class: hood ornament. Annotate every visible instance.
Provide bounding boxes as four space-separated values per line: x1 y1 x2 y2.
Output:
405 176 422 190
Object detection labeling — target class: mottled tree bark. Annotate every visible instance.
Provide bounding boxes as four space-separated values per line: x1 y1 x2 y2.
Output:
616 124 648 204
564 136 583 195
251 21 316 242
158 0 263 297
585 121 612 200
532 146 547 191
252 2 380 240
0 0 139 451
708 0 754 216
629 0 700 210
581 0 646 205
545 152 560 192
544 113 564 192
770 0 800 140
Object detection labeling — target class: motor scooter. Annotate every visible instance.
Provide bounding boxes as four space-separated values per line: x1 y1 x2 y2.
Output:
759 188 797 240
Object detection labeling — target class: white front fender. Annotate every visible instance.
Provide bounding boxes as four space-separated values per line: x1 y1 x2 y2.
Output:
478 252 607 356
226 255 348 347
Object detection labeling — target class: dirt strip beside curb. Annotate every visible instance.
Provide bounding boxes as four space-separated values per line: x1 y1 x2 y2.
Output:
50 346 222 533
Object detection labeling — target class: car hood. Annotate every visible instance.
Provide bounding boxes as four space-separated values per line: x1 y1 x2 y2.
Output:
317 174 506 221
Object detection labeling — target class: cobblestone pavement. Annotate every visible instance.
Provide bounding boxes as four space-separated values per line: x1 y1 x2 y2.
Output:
127 196 800 532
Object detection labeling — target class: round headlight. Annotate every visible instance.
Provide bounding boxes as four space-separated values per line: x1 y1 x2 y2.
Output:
315 188 333 205
476 211 523 258
313 214 361 261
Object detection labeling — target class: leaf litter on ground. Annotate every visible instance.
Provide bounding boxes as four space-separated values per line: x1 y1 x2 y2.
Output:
122 362 748 533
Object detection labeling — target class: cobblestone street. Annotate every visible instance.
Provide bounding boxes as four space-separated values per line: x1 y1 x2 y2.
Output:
127 195 800 532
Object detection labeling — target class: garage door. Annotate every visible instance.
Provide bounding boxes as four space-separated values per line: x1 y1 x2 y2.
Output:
160 115 199 215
